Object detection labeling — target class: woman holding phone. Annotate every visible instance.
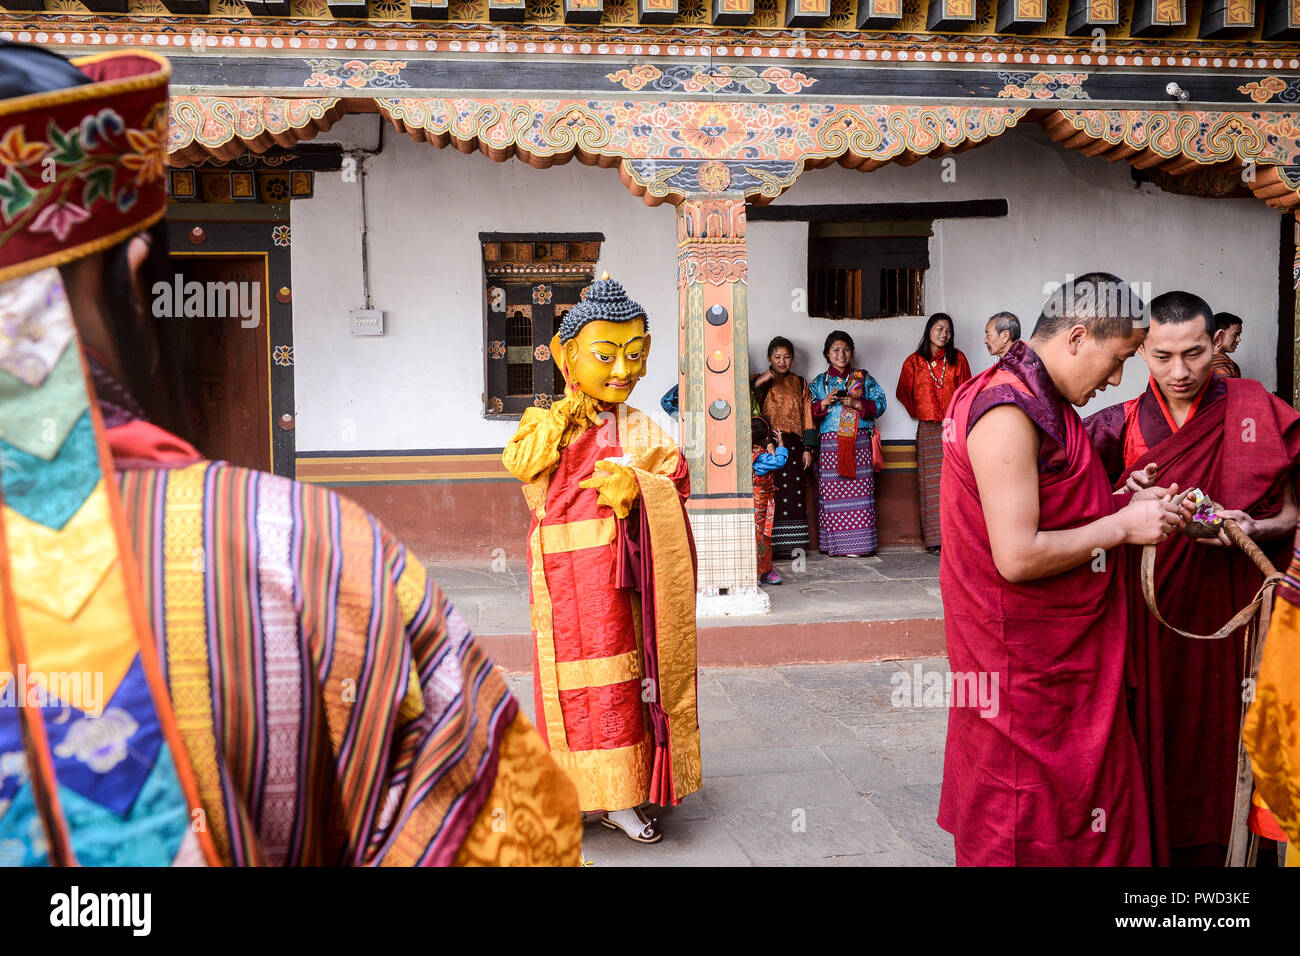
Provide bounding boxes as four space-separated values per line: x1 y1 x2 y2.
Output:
809 330 887 557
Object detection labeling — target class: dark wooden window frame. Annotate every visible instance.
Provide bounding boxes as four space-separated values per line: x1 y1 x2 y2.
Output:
809 233 930 320
750 199 1009 322
481 232 604 421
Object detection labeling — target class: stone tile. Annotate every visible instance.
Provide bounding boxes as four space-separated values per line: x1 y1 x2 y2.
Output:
490 661 954 865
451 601 482 629
744 710 862 747
703 770 921 865
868 784 955 865
819 743 909 793
704 746 833 778
874 551 944 580
774 560 889 584
821 848 941 867
695 674 739 723
777 658 947 688
474 596 532 633
851 720 949 786
765 581 943 624
711 668 819 721
427 563 526 590
700 717 764 752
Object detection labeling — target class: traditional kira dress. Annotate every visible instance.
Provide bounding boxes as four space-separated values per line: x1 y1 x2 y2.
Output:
809 367 887 556
752 444 788 579
753 371 816 559
896 349 972 548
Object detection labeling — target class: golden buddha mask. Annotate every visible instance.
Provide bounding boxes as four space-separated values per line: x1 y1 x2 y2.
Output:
555 318 650 405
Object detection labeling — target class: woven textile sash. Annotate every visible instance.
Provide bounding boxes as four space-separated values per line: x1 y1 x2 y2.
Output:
835 369 866 480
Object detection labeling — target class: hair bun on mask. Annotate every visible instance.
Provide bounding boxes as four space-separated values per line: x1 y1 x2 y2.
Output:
558 275 648 343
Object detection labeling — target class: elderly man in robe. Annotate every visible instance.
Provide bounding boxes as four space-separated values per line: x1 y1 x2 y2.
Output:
983 311 1020 359
1084 291 1300 867
939 272 1191 866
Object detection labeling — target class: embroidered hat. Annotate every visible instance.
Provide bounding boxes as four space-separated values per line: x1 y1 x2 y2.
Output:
0 48 170 283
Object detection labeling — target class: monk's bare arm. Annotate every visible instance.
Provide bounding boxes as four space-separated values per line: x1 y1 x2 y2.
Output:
1252 479 1300 541
1215 476 1300 543
968 404 1182 583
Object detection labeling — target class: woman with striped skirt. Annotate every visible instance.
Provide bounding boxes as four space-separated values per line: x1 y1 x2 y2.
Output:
895 313 972 553
809 331 888 557
751 336 816 560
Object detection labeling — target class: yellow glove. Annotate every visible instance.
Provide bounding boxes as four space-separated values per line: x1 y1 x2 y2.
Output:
578 458 640 519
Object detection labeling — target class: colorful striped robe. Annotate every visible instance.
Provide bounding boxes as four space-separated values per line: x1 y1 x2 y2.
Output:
114 459 582 866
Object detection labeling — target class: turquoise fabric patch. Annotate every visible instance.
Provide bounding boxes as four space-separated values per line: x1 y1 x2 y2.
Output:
0 782 51 867
0 411 98 530
0 344 88 460
0 744 192 867
60 744 191 866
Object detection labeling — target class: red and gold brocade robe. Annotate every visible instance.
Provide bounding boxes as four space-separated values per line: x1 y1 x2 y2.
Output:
1085 375 1300 863
504 401 702 812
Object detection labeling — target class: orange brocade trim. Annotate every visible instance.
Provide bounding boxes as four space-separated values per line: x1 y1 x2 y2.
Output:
521 404 698 811
453 711 583 867
1244 598 1300 847
634 468 702 803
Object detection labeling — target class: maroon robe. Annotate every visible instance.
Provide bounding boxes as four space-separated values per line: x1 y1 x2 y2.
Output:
939 340 1150 866
1085 376 1300 865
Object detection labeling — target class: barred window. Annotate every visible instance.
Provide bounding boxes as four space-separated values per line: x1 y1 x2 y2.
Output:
482 233 604 418
808 222 930 320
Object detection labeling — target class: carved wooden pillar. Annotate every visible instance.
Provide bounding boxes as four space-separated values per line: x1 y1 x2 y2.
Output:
676 191 761 606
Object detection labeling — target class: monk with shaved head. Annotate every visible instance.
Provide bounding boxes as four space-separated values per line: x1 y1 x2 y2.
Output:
1086 290 1300 866
939 272 1190 866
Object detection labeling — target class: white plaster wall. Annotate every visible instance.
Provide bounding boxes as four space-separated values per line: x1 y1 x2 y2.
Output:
291 131 679 451
292 123 1282 451
749 124 1282 440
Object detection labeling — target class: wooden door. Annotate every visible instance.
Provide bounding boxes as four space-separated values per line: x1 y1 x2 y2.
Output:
172 254 272 472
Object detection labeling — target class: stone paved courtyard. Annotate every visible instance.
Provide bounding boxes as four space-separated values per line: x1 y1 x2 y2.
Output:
507 657 954 867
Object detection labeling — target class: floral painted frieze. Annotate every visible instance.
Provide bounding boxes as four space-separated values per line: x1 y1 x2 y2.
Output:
605 64 817 95
1052 108 1300 167
996 72 1090 100
1238 77 1300 105
169 96 345 165
625 158 801 200
304 59 411 90
376 97 1027 165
